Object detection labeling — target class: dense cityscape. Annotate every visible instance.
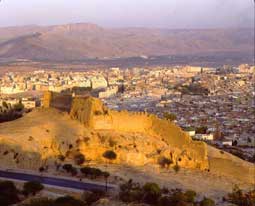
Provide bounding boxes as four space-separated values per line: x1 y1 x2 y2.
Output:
1 64 254 162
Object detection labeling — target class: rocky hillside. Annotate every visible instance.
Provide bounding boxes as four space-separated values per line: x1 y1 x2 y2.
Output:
0 23 253 60
0 96 254 185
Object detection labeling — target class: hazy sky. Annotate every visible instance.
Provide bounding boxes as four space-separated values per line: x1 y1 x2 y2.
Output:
0 0 254 28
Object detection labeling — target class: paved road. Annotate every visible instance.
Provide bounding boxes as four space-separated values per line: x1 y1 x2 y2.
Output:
0 170 114 191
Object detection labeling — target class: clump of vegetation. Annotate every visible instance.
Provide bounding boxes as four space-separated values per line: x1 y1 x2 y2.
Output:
158 156 173 168
142 182 162 204
62 164 73 172
81 189 105 205
62 164 77 176
195 126 208 134
102 150 117 162
163 112 177 121
20 198 55 206
119 179 143 203
119 180 214 206
73 153 86 165
23 181 44 196
179 83 209 95
0 101 25 123
23 196 86 206
54 196 86 206
0 181 20 206
200 197 215 206
80 166 109 179
57 154 65 161
224 185 255 206
22 191 104 206
173 164 180 173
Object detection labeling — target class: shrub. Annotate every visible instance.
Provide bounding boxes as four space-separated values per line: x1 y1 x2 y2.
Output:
199 197 215 206
196 126 208 134
0 181 20 205
23 181 44 196
226 185 255 206
21 198 55 206
62 164 73 173
57 154 65 161
163 112 177 121
74 153 85 165
54 196 86 206
13 102 24 112
158 156 173 168
118 180 201 206
173 164 180 173
169 189 188 205
80 167 109 179
70 167 78 176
142 182 161 204
158 195 172 206
103 150 117 161
39 167 45 172
119 180 143 203
82 189 105 205
185 190 197 203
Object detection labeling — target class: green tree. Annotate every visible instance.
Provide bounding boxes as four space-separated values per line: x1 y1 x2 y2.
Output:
13 102 24 112
102 150 117 191
142 182 161 204
163 112 177 121
23 181 44 196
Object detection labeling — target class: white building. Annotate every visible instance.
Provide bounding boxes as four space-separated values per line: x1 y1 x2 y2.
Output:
194 134 214 141
90 76 108 89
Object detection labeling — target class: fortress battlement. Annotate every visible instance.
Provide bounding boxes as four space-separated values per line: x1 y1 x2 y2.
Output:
43 91 209 170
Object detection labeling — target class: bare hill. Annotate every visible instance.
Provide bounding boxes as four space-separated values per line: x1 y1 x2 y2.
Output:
0 94 254 184
0 23 253 61
0 107 254 200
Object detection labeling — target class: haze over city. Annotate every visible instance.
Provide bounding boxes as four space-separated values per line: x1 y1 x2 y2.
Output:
0 0 254 28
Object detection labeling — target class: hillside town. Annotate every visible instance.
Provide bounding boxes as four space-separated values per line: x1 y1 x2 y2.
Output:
0 64 254 160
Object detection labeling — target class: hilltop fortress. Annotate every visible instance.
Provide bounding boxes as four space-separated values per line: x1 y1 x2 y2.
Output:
43 91 209 170
0 91 254 185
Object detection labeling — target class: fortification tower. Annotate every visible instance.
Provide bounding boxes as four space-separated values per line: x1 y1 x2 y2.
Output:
43 91 53 108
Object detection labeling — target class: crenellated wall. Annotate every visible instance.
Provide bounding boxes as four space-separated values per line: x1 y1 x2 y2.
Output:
44 91 209 170
93 110 153 132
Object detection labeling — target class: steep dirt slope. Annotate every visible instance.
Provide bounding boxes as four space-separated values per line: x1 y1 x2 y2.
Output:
0 107 253 187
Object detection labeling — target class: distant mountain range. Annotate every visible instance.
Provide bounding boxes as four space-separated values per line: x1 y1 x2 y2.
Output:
0 23 253 61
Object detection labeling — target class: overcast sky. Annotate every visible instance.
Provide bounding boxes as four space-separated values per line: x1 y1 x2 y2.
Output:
0 0 254 28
